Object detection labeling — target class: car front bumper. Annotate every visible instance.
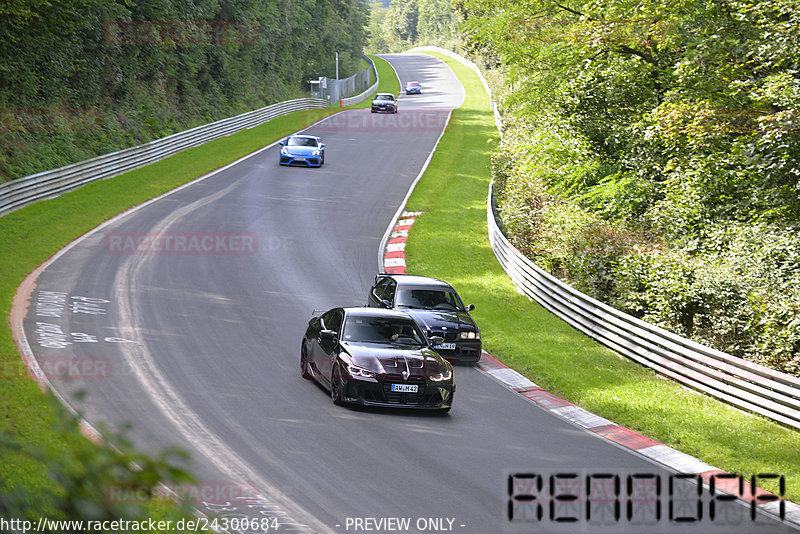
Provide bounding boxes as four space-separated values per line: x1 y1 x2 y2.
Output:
371 105 396 113
279 155 322 167
434 340 482 363
341 377 454 409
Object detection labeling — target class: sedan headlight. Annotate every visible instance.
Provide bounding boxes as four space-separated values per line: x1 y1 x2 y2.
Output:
312 150 321 156
429 369 452 382
280 147 288 155
347 364 375 378
459 331 479 340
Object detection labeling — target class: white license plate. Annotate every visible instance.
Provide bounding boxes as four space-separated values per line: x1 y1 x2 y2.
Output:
435 343 456 350
391 384 418 393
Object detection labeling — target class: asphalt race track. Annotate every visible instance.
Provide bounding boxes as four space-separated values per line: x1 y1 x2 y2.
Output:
19 54 795 533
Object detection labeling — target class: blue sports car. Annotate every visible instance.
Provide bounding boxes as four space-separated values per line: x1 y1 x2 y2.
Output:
405 81 421 94
279 135 325 167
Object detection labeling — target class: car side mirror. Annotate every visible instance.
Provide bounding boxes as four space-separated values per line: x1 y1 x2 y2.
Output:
279 140 285 146
429 336 444 346
380 299 392 309
319 329 338 342
320 143 325 148
467 304 475 312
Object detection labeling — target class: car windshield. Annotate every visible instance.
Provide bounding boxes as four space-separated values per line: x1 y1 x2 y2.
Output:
408 82 419 87
287 137 318 147
375 94 393 101
395 288 464 311
342 316 426 346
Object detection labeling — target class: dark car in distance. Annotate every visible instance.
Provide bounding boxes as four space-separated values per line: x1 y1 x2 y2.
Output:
371 93 398 113
301 307 454 411
367 274 482 363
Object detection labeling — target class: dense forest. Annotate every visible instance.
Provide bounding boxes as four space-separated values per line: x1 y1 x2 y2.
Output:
0 0 368 181
456 0 800 374
367 0 458 52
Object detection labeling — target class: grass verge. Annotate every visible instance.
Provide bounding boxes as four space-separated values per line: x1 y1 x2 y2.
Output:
0 59 401 517
403 52 800 502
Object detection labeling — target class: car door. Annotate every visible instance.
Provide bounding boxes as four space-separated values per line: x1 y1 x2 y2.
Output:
315 308 343 381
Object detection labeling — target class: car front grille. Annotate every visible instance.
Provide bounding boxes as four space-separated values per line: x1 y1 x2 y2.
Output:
382 381 426 404
432 331 458 341
352 378 449 407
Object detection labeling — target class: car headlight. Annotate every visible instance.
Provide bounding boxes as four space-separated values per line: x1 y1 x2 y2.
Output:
312 150 320 156
459 331 479 340
280 148 288 155
347 364 375 378
429 369 452 382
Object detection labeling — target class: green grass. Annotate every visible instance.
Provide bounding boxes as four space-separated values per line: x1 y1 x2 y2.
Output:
403 52 800 502
0 64 406 516
350 55 400 109
0 107 334 515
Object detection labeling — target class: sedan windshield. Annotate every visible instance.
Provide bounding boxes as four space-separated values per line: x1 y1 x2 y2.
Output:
342 316 426 346
395 289 464 311
287 137 318 147
375 94 394 101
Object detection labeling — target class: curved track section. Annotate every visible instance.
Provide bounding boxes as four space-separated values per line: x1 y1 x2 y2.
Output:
19 54 793 533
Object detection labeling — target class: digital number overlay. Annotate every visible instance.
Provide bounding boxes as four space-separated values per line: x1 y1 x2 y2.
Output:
506 469 792 532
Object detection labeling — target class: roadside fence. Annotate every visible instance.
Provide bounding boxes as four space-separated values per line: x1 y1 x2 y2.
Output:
0 98 327 217
487 182 800 429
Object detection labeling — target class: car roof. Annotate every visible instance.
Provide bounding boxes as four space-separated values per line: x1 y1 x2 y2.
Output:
341 307 414 319
376 93 395 97
378 274 453 289
288 134 321 140
407 81 420 85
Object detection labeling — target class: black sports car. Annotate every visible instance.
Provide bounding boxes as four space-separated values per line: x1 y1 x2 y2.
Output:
301 307 454 411
371 93 398 113
367 274 482 363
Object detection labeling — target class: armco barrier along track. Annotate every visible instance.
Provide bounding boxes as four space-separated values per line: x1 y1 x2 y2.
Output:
1 55 382 218
0 98 326 217
413 45 800 431
488 182 800 430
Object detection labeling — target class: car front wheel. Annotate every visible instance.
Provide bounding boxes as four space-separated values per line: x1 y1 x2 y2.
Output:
300 342 313 380
331 362 346 405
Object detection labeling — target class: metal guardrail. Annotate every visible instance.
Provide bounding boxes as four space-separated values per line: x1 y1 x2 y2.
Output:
0 97 326 217
430 42 800 430
340 56 379 107
487 182 800 429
